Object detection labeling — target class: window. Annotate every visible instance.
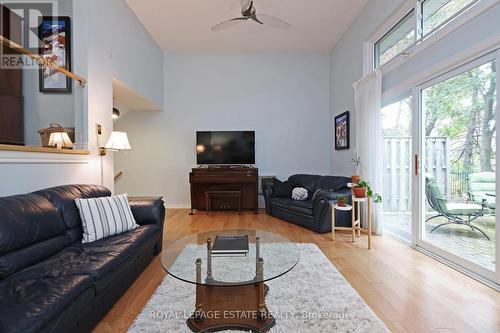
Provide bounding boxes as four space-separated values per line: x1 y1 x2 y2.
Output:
422 0 478 35
373 0 482 68
374 10 416 68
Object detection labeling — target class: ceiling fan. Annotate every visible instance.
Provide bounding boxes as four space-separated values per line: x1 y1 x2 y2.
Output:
211 0 290 32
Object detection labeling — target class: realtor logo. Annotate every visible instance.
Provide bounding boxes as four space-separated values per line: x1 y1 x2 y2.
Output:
0 0 59 68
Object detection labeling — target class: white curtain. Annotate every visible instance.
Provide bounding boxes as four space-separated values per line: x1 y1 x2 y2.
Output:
353 69 383 235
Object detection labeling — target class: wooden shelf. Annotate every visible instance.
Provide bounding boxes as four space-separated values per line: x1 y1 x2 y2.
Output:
0 144 90 155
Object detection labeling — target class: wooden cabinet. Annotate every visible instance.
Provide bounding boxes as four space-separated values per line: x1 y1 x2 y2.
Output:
0 4 24 145
189 167 258 213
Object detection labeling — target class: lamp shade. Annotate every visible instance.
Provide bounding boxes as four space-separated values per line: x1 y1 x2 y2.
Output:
48 132 73 149
105 131 131 150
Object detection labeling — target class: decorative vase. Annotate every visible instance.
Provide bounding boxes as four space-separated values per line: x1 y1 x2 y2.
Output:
352 187 366 198
351 175 360 185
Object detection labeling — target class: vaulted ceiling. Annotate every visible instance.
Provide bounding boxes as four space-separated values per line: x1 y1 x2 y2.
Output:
126 0 368 52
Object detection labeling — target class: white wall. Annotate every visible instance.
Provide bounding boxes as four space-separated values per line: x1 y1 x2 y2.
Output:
0 0 164 196
329 0 406 176
115 53 331 207
329 0 500 176
103 0 163 108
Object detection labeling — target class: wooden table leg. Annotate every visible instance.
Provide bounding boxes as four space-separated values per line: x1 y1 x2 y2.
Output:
331 204 335 241
205 194 209 215
239 194 242 215
352 202 356 242
368 198 372 250
194 259 204 322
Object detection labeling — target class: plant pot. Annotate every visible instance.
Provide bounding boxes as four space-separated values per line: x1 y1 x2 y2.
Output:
337 199 346 207
351 175 360 185
352 187 366 198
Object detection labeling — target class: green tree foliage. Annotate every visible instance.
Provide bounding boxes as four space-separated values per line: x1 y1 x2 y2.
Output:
423 61 496 173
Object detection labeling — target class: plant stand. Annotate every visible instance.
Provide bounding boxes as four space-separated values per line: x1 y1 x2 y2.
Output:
331 203 353 241
331 198 372 249
352 197 372 249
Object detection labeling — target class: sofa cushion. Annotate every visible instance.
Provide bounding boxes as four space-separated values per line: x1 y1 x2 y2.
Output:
286 199 314 215
316 176 350 192
0 274 94 333
291 187 308 200
13 225 159 294
272 179 293 198
75 194 138 243
33 185 112 242
288 174 321 194
270 197 288 209
0 194 69 279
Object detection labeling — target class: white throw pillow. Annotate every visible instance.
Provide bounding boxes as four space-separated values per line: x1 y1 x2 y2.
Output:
75 193 138 243
292 187 308 201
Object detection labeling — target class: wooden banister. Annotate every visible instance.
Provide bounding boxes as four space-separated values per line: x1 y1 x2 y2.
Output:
0 35 87 87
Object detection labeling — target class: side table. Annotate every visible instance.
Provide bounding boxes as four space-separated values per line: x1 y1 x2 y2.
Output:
352 196 372 249
331 197 372 249
331 203 353 241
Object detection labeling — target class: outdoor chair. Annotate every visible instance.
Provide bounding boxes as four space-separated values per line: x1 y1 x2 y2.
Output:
425 174 491 240
468 172 495 212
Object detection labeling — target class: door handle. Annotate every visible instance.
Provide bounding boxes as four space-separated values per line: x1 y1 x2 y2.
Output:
414 154 419 176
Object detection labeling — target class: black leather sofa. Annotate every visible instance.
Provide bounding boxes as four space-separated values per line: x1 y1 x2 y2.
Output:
0 185 165 333
263 174 352 233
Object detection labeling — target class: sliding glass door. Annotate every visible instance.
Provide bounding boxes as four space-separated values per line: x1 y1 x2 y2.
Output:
382 95 413 242
417 53 498 281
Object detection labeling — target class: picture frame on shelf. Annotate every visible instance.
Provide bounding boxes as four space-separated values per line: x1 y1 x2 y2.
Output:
334 111 350 150
38 16 72 93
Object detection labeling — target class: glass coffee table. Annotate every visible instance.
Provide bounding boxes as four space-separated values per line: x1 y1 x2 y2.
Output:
161 229 300 333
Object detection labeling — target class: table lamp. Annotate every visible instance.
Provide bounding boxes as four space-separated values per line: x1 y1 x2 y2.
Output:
48 132 73 149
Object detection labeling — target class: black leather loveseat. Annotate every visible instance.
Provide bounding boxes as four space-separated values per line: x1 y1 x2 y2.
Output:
263 174 352 233
0 185 165 333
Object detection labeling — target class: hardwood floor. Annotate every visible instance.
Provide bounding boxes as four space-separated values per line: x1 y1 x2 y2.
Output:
93 209 500 333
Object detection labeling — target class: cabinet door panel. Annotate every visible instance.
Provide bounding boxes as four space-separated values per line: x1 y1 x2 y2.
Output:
0 94 24 145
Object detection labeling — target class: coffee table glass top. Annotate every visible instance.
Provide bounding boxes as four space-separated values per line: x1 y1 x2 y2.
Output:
161 229 300 286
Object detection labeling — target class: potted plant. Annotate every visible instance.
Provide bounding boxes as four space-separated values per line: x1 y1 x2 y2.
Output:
336 195 346 207
351 152 361 184
354 179 382 203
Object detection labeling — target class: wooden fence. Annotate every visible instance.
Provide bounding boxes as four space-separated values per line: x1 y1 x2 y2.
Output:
383 136 450 212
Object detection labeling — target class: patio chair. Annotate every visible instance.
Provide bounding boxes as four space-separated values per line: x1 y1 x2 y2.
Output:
425 174 491 240
468 172 495 212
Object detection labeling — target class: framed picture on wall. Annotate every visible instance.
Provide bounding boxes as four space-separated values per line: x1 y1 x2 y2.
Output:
38 16 72 93
334 111 350 150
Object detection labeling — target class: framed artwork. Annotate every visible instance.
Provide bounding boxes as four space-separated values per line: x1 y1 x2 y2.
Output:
38 16 72 93
334 111 350 150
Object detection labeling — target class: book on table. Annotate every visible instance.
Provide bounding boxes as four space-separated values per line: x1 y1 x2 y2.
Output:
211 235 249 257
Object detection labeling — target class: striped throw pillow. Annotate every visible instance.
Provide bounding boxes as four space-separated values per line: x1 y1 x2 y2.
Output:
75 193 138 243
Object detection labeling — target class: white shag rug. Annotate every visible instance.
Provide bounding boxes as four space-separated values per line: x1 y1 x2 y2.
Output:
129 243 390 333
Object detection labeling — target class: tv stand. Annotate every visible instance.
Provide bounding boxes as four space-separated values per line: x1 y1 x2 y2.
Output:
189 167 258 214
205 164 253 169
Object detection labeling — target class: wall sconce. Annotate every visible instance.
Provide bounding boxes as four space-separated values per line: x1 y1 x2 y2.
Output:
99 131 131 156
48 132 73 149
112 107 120 119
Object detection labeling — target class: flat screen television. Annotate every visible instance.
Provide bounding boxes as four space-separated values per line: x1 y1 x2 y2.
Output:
196 131 255 165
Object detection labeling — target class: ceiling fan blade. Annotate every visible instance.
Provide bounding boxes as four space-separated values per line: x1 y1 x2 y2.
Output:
240 0 251 10
250 15 264 25
255 14 290 29
211 17 247 32
231 0 251 10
